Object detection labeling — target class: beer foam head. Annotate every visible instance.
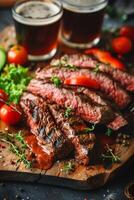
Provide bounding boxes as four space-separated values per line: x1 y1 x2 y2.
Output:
62 0 108 13
12 0 63 26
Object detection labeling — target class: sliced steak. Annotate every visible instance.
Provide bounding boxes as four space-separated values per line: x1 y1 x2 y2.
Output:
28 79 114 124
49 104 91 165
75 87 128 130
107 113 127 130
36 66 131 109
20 93 73 169
51 54 134 92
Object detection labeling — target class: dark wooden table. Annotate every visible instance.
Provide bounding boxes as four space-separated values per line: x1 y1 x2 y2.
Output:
0 6 134 200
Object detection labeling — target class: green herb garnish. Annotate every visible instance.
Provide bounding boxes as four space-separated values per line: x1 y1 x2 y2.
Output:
105 128 113 137
0 131 32 168
16 131 27 149
62 161 75 174
101 144 120 164
51 76 62 87
93 64 100 73
64 107 72 118
0 64 31 103
84 124 96 133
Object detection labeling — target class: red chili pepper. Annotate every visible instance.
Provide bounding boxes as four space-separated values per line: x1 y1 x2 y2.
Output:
64 75 100 89
85 48 125 71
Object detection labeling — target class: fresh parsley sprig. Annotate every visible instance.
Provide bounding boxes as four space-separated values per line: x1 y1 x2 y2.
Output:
51 76 62 87
0 64 31 103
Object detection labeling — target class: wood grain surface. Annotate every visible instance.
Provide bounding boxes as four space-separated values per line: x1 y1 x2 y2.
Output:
0 26 134 190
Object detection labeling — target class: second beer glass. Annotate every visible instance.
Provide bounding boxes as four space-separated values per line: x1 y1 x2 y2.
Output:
61 0 108 48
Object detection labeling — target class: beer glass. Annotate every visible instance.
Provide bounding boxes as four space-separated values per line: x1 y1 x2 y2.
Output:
61 0 108 49
12 0 63 61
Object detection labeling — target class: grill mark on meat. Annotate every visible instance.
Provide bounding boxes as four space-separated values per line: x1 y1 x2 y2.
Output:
48 104 90 165
75 87 128 130
36 66 131 109
51 54 134 92
20 93 73 166
27 79 114 124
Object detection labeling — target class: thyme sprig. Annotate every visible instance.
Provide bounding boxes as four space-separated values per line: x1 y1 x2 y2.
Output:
93 64 100 74
62 161 75 174
0 131 32 168
101 144 121 164
64 107 73 118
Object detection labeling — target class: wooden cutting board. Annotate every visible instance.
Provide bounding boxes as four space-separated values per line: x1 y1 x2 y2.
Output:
0 26 134 190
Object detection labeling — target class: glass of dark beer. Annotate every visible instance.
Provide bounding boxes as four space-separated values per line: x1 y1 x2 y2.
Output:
61 0 108 49
12 0 63 61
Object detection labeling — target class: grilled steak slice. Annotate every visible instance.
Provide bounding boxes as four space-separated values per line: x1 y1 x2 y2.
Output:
28 79 114 124
75 87 128 130
107 113 127 130
51 54 134 92
49 104 91 165
20 93 73 169
36 66 131 109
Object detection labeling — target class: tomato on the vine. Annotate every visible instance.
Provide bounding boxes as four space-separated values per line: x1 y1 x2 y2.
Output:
0 104 21 125
7 45 28 65
0 89 8 108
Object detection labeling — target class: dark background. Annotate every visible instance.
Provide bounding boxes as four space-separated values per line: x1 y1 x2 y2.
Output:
0 1 134 200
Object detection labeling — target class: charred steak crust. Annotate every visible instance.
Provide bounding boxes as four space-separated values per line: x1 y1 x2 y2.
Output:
51 54 134 92
36 66 131 109
27 79 114 124
49 104 91 165
20 93 73 164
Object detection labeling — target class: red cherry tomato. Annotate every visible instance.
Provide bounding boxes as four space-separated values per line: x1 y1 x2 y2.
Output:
7 45 28 65
0 104 21 125
85 48 125 71
111 36 132 54
64 75 100 89
0 89 8 108
119 25 134 41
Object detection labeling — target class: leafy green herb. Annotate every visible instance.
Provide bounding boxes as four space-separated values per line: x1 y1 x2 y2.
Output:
16 131 27 149
52 58 77 70
105 128 113 137
0 131 32 168
84 124 96 133
51 76 62 87
64 64 77 70
62 161 75 174
64 107 72 118
0 64 31 103
101 144 120 164
93 64 100 73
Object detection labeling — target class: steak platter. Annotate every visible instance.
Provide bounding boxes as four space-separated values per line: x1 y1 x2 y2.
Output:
0 26 134 190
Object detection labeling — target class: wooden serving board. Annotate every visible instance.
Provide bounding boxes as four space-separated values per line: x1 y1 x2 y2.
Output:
0 26 134 190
